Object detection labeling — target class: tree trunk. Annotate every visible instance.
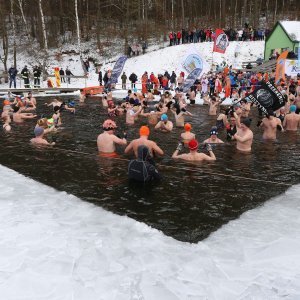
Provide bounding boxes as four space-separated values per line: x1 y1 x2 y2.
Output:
10 0 17 68
96 0 101 50
38 0 48 51
181 0 184 28
17 0 30 38
75 0 81 55
273 0 278 24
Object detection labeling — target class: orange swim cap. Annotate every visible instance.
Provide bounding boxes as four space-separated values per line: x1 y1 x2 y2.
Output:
139 126 150 136
184 123 191 131
3 100 10 106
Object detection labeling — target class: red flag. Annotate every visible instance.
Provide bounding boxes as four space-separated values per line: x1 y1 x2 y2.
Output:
213 29 229 54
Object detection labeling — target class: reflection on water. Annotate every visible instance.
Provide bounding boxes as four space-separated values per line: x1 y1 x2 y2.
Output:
1 97 299 242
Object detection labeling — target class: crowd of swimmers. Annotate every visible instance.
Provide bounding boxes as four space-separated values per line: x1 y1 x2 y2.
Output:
1 69 300 183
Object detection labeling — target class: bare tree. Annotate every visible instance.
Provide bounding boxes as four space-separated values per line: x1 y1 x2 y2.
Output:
75 0 81 54
38 0 48 51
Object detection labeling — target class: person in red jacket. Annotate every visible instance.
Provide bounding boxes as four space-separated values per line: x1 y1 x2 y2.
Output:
177 31 182 45
169 32 174 46
141 72 148 94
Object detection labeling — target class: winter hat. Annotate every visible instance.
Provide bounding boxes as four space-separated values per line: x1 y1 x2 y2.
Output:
188 139 199 151
34 127 44 137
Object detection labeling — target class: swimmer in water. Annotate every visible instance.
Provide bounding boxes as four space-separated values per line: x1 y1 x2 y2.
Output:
125 99 142 125
125 125 164 159
35 118 56 134
259 108 284 140
283 105 300 131
180 123 195 145
172 139 216 161
97 119 127 155
232 116 253 152
2 115 12 132
12 106 37 123
30 127 55 146
203 126 224 144
154 114 173 132
171 103 193 127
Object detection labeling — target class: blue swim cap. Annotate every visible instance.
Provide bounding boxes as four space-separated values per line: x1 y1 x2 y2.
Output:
290 105 296 112
161 114 168 121
68 101 75 107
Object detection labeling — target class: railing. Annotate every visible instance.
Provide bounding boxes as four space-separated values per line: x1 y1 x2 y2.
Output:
0 74 88 88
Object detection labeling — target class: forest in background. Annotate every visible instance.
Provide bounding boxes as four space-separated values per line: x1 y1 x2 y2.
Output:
0 0 299 72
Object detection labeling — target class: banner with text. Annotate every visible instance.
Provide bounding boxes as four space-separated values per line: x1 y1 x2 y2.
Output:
182 68 202 93
285 59 300 77
213 29 229 54
244 81 285 115
108 56 127 85
179 45 210 76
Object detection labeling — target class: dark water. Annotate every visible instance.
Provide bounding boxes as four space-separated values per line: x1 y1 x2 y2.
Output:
1 97 300 243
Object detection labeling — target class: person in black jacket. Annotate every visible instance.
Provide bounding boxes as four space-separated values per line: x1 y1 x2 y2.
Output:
8 65 18 88
98 70 103 86
128 145 161 183
21 65 30 88
65 67 73 84
129 72 138 88
59 68 65 83
33 66 41 88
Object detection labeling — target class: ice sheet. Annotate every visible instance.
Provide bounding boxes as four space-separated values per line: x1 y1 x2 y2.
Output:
0 164 300 299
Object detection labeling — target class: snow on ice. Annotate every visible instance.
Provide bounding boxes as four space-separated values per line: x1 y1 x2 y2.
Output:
0 164 300 299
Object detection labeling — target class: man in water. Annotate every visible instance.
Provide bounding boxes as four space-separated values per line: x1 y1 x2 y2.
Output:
203 126 224 144
180 123 195 145
125 126 164 159
30 127 55 146
172 139 216 161
128 145 162 183
232 116 253 152
97 119 127 155
13 106 37 123
283 105 300 131
259 109 284 140
154 114 173 132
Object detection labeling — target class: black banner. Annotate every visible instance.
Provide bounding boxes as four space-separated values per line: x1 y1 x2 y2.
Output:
244 81 285 115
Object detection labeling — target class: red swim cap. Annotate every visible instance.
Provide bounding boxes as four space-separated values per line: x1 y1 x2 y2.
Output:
188 139 199 151
139 126 150 136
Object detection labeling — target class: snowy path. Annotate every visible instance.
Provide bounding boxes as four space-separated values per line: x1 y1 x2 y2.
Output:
0 164 300 300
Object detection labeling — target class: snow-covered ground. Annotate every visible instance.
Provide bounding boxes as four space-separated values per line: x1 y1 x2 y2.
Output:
0 164 300 300
0 41 264 93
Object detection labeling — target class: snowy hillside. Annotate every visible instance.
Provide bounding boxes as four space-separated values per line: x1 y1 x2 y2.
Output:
0 41 264 91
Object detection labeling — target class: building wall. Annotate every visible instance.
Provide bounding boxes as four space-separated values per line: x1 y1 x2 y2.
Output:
264 24 295 60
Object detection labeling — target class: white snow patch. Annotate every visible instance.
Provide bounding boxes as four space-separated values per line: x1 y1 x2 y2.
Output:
0 164 300 299
280 21 300 42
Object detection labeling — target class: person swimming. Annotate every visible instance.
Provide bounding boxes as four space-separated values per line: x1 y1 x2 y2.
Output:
97 119 127 155
30 127 55 146
203 126 224 144
180 123 195 145
172 139 216 161
154 114 173 132
128 145 162 183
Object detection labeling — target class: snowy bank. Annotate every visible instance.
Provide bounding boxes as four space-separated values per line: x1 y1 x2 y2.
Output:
0 164 299 299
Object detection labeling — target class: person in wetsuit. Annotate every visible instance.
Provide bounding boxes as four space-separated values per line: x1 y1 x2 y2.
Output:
128 145 161 183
